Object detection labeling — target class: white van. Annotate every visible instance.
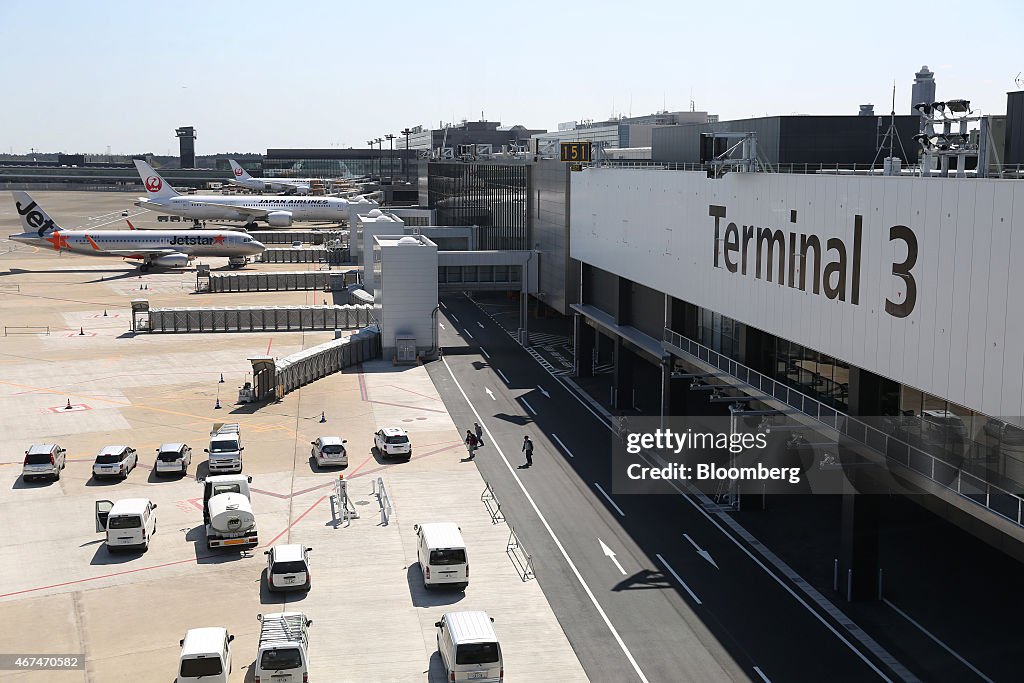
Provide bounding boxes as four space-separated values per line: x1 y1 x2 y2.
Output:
95 498 157 552
415 522 468 590
177 627 233 683
434 611 502 683
255 612 311 683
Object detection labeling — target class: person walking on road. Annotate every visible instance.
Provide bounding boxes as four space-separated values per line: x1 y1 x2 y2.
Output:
522 435 534 467
474 422 484 447
465 430 479 459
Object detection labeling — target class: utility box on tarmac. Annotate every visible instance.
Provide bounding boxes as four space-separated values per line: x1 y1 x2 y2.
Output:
373 234 438 362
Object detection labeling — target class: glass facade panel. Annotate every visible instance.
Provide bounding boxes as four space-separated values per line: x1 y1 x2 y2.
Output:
428 162 530 250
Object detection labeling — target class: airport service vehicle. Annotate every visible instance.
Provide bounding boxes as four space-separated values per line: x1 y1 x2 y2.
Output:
415 523 469 590
290 240 303 249
311 436 347 467
95 498 157 552
374 427 412 459
228 159 319 195
206 423 243 474
91 445 137 480
21 443 66 482
254 612 312 683
177 627 234 683
202 474 258 550
8 192 264 272
155 442 192 475
227 255 248 268
264 544 313 592
135 160 364 228
435 611 503 683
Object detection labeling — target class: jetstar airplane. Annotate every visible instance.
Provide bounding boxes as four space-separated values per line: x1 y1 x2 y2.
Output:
9 192 265 271
134 160 370 228
228 159 323 195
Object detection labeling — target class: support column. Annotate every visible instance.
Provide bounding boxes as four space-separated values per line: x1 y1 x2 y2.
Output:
840 468 881 601
574 315 595 378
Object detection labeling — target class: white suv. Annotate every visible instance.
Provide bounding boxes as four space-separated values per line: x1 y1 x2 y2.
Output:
311 436 347 467
265 544 313 592
92 445 138 480
374 427 412 460
22 444 66 482
155 443 192 476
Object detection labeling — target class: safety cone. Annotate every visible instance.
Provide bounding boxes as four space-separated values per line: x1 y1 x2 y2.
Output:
320 411 327 423
139 283 143 290
64 399 72 410
103 309 108 317
215 397 222 409
79 327 84 336
219 373 225 383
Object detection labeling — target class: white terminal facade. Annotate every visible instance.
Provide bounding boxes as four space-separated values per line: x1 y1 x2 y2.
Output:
568 167 1024 593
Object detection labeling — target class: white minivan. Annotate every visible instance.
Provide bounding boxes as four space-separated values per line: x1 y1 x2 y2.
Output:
415 522 469 590
435 611 503 683
95 498 157 552
176 627 233 683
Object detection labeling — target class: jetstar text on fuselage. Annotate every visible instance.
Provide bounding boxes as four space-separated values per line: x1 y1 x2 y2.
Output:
170 235 226 246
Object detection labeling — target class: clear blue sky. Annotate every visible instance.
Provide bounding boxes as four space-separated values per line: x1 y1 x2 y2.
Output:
2 0 1020 155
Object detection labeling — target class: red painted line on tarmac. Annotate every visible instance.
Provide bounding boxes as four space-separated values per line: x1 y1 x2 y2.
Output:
380 384 443 402
357 365 368 401
266 337 273 355
263 495 327 548
0 554 210 600
345 453 376 479
365 399 448 414
188 497 203 511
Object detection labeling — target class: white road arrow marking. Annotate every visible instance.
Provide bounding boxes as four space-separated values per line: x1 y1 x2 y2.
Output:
537 385 550 398
683 533 719 569
485 387 495 400
439 322 446 330
599 538 627 575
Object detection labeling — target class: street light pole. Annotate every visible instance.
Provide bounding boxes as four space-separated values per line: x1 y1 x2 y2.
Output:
385 133 396 184
373 137 383 179
401 127 413 183
366 140 373 179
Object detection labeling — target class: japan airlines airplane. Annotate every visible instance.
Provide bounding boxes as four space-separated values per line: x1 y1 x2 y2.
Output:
134 160 363 227
228 160 321 195
9 192 265 271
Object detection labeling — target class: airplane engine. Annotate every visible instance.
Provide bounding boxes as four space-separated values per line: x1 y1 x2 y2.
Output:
152 253 190 268
266 211 293 227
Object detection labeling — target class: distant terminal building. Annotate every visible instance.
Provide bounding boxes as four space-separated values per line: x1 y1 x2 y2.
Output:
390 120 546 158
262 148 417 181
651 114 923 169
531 110 717 155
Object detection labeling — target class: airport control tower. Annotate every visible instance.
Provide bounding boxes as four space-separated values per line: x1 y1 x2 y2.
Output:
911 66 936 114
176 126 196 168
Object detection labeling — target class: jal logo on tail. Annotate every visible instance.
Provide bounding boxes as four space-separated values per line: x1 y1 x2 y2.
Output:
233 168 243 176
16 200 56 236
145 176 163 192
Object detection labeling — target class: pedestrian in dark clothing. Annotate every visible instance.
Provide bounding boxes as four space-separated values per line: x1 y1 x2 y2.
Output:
465 430 478 459
522 435 534 467
474 422 484 446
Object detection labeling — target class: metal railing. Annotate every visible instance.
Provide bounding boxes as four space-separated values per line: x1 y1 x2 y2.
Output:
372 476 393 526
664 328 1024 529
331 475 358 526
480 481 505 524
583 159 1024 179
506 526 535 581
4 325 48 336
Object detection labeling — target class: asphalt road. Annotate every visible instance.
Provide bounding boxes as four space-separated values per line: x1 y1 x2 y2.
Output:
425 294 922 683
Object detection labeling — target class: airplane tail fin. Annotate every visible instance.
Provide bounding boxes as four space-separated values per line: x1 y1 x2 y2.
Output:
126 220 136 230
228 159 252 181
133 159 180 200
13 191 62 236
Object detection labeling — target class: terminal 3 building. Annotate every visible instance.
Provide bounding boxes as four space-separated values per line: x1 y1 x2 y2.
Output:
569 164 1024 595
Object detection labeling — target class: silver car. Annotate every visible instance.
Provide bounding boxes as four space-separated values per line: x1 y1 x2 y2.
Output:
92 445 138 480
22 444 66 482
311 436 348 467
